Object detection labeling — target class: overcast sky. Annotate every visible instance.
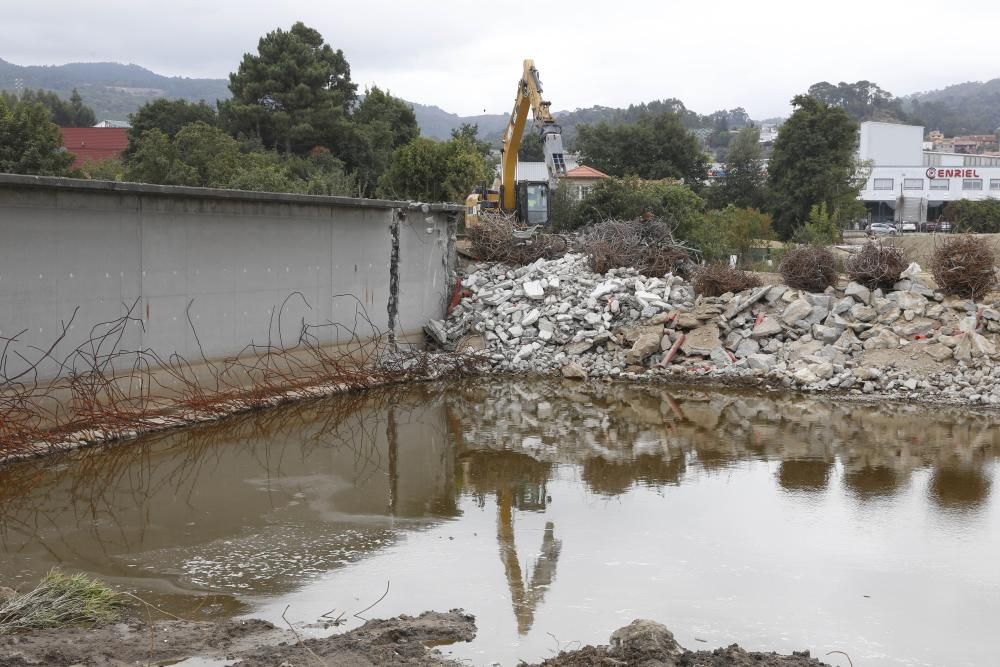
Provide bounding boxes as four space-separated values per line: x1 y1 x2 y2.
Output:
2 0 998 119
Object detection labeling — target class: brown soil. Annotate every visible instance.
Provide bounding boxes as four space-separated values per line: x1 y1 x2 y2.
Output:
0 611 840 667
0 611 475 667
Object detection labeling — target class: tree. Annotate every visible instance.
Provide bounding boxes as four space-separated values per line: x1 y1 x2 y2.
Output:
791 203 842 246
68 90 97 127
126 99 217 158
576 176 705 237
378 136 488 202
576 112 708 187
224 21 356 155
719 127 765 209
689 206 774 262
767 95 859 238
346 86 419 195
0 88 96 127
0 97 74 175
807 80 911 123
518 132 545 161
125 122 242 187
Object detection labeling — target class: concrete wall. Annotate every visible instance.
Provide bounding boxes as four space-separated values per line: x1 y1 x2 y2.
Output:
0 175 458 380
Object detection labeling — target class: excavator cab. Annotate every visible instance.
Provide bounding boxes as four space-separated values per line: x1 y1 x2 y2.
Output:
516 182 549 225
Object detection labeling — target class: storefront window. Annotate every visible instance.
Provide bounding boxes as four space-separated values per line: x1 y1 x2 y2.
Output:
990 179 1000 191
930 179 949 190
873 178 894 190
963 179 983 190
904 178 923 190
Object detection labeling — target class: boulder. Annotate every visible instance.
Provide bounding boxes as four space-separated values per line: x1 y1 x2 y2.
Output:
845 281 871 305
609 620 682 662
751 315 783 338
735 337 760 358
747 354 776 371
680 324 721 357
781 297 813 326
523 280 545 300
561 362 588 380
626 333 663 364
924 343 952 362
862 329 900 351
850 303 878 323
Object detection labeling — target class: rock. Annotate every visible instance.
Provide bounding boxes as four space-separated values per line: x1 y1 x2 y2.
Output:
765 285 788 303
564 340 593 355
680 325 721 357
893 319 934 339
863 381 875 394
751 315 783 338
508 324 524 338
626 333 662 364
850 303 878 323
561 362 588 380
709 346 734 367
723 286 770 319
900 262 923 280
675 312 701 330
747 354 775 371
609 620 682 662
735 337 760 357
523 280 545 300
954 332 997 361
832 296 855 315
903 377 919 391
424 320 448 346
812 362 835 380
925 343 953 362
893 291 928 314
812 323 842 344
781 297 813 326
862 329 900 351
845 281 871 305
521 308 541 327
793 367 820 385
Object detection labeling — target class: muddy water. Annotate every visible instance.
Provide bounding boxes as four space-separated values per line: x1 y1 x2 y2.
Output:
1 382 999 666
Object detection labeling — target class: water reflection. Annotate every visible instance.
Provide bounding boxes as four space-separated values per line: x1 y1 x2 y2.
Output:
0 380 999 663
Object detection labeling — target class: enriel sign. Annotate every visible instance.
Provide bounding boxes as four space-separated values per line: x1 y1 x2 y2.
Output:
926 167 979 179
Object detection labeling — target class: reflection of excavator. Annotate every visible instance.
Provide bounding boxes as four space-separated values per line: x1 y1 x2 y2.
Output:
465 59 567 228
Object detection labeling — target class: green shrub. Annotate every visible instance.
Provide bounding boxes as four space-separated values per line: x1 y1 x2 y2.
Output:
0 570 125 634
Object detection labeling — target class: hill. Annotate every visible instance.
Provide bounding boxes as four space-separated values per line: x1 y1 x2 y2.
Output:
0 58 230 121
904 79 1000 135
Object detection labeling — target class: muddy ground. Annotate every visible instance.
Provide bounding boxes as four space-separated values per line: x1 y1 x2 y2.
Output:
0 613 833 667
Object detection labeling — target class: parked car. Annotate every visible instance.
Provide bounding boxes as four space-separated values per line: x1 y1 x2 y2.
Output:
865 223 898 236
921 221 953 233
900 222 917 233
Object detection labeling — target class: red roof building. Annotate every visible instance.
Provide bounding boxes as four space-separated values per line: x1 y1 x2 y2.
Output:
58 128 129 167
562 164 610 200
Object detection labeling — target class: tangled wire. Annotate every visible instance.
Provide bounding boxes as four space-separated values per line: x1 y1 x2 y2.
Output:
691 263 762 297
0 294 486 458
780 245 838 292
846 242 908 289
930 235 997 299
576 218 696 277
466 210 569 265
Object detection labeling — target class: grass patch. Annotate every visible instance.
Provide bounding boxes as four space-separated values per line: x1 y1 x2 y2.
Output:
0 570 125 634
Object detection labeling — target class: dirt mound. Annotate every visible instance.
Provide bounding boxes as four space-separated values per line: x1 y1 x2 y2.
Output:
530 619 829 667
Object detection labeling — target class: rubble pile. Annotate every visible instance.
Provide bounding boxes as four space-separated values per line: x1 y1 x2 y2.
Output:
432 253 1000 405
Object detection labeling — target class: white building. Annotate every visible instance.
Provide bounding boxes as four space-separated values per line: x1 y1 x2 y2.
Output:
858 121 1000 223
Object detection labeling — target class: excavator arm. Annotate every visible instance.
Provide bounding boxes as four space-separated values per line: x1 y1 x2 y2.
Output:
499 60 567 212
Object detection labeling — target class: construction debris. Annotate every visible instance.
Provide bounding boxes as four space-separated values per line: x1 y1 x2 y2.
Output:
437 252 1000 406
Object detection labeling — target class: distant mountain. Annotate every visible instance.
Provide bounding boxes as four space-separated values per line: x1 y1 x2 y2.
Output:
0 58 230 121
904 79 1000 135
408 101 509 141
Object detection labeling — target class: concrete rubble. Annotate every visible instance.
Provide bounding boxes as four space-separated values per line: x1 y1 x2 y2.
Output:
433 253 1000 406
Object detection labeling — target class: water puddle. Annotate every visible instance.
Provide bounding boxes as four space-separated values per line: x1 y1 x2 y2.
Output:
1 381 998 666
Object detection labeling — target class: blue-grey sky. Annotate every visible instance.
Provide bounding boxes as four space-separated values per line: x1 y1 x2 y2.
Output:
2 0 998 119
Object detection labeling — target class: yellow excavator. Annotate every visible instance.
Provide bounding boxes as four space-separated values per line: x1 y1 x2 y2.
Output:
465 59 567 228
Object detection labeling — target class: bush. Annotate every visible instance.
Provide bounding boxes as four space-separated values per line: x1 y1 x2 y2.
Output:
577 218 693 277
689 206 774 263
692 263 762 297
780 245 838 292
943 200 1000 234
790 203 842 246
846 242 908 288
930 235 997 299
575 176 705 237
